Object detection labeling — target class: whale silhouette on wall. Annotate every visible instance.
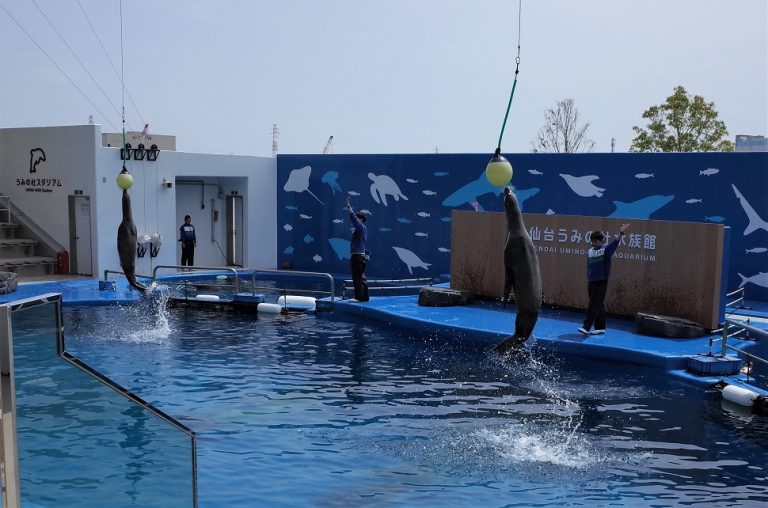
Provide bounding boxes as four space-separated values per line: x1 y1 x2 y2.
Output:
328 237 351 260
608 195 675 219
392 246 431 274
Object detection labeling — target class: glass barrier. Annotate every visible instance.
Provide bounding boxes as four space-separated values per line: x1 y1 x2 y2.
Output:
6 294 196 507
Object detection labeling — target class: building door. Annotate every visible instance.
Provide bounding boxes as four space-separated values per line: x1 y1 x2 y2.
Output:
68 195 93 275
226 195 243 266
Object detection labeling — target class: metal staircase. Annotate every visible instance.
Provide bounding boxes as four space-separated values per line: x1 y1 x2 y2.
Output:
0 195 59 277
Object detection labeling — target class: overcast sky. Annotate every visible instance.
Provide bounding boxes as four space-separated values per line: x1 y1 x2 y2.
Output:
1 0 765 156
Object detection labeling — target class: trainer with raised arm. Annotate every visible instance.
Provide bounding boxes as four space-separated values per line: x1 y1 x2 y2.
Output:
346 197 369 302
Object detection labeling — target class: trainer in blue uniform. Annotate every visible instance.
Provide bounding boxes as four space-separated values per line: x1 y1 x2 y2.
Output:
179 215 197 267
579 223 630 335
346 197 369 302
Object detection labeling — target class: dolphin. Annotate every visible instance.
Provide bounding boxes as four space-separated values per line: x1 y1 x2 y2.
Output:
117 189 147 291
608 195 674 219
732 184 768 235
391 246 431 274
29 148 46 173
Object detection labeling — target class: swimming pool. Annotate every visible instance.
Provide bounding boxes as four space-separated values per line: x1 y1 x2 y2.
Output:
15 296 768 506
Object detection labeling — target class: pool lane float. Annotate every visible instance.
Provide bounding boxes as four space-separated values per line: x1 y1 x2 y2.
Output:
195 294 220 302
635 313 706 338
277 295 316 310
257 302 283 314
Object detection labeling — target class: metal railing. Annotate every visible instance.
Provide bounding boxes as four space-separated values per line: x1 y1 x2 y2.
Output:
708 318 768 383
249 270 335 309
725 287 749 311
341 277 433 300
151 265 243 298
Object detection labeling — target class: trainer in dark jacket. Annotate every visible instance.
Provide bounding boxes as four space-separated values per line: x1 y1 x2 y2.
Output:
179 215 197 267
579 223 630 335
346 197 369 302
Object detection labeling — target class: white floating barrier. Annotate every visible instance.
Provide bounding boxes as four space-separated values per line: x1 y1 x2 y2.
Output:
195 294 220 301
277 295 316 310
722 384 758 407
257 302 283 314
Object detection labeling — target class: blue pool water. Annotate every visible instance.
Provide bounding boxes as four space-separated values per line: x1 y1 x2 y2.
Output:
16 295 768 507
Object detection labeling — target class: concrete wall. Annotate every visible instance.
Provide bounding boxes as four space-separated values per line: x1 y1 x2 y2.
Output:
1 125 276 278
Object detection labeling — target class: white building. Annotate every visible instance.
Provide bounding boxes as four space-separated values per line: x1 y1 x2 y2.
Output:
0 124 277 277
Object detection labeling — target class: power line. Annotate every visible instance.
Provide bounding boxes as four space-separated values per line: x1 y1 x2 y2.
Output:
0 2 119 131
30 0 130 130
76 0 145 126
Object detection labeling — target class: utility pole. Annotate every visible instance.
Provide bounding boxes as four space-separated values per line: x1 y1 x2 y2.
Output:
611 137 616 153
271 123 279 157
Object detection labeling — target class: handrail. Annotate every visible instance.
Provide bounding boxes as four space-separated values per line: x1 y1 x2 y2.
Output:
717 319 768 385
725 287 748 310
151 265 242 297
250 269 335 305
341 277 433 299
103 269 152 282
0 195 66 255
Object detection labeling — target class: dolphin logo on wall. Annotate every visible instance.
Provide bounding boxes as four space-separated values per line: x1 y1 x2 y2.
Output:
442 172 505 211
559 174 606 197
392 246 431 274
368 173 408 206
608 195 674 219
284 166 324 205
732 184 768 235
29 148 46 173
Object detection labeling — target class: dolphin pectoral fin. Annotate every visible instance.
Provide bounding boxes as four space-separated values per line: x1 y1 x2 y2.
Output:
492 335 528 356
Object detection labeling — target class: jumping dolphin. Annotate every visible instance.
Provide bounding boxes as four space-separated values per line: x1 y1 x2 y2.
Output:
117 189 147 291
493 187 542 355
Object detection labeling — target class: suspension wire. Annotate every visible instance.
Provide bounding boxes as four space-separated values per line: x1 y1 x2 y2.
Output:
120 0 126 154
0 2 119 131
76 0 145 125
29 0 130 130
495 0 523 153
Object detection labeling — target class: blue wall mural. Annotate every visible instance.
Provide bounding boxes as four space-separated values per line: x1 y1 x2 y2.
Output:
277 152 768 301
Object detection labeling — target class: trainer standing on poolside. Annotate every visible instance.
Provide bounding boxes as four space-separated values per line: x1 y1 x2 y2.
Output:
179 214 197 267
578 223 630 336
346 196 369 302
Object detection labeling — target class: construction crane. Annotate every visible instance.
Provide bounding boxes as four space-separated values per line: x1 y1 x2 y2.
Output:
322 135 334 154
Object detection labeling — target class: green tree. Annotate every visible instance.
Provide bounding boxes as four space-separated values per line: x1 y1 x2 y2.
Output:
630 86 733 152
531 98 595 153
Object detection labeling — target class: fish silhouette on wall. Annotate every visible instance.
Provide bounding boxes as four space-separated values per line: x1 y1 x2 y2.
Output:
739 272 768 289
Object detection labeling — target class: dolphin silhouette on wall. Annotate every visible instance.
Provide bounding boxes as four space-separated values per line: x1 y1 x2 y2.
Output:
29 148 46 173
559 174 605 197
392 246 431 274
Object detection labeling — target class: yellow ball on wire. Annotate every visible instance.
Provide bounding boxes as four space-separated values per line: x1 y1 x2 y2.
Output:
116 167 134 190
485 153 513 186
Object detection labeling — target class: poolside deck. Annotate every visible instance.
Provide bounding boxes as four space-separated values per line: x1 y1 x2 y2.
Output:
3 276 766 390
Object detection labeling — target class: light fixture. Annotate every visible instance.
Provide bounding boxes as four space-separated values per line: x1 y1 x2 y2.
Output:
120 143 132 160
137 234 150 258
150 233 162 257
133 143 146 160
116 166 134 190
146 143 159 162
162 178 173 189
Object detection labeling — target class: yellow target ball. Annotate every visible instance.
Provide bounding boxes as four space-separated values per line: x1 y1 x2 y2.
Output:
116 169 134 190
485 154 513 186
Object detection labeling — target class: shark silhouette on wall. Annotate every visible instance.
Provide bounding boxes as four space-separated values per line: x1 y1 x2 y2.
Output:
732 184 768 235
559 174 606 197
739 272 768 289
392 246 431 274
442 172 505 211
608 195 675 219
